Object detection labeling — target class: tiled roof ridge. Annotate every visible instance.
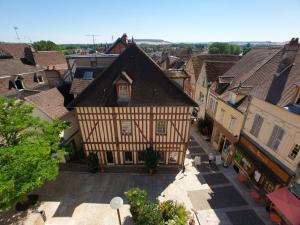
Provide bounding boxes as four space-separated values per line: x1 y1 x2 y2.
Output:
240 49 283 88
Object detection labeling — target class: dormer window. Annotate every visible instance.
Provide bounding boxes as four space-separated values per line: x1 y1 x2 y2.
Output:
229 92 237 105
34 73 44 83
83 71 93 80
115 71 132 102
14 76 24 90
119 85 129 98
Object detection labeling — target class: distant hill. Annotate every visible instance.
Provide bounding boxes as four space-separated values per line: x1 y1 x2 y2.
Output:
134 39 171 45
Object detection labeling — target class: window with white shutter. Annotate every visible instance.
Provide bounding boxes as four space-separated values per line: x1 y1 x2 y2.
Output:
267 125 285 151
250 115 264 137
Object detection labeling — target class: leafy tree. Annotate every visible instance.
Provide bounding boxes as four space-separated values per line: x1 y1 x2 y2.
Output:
242 43 252 55
0 97 68 210
209 42 242 55
32 40 61 51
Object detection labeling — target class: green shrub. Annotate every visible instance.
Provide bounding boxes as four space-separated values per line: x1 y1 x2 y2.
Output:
141 147 159 173
135 200 164 225
125 188 190 225
124 188 147 218
160 200 190 225
87 153 99 173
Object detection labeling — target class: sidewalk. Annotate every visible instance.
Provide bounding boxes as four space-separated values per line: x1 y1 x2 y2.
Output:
189 126 273 225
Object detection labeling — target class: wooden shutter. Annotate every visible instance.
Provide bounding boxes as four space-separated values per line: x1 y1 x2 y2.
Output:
267 125 284 150
250 115 263 137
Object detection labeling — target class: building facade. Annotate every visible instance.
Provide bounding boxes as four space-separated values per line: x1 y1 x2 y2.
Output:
70 44 197 167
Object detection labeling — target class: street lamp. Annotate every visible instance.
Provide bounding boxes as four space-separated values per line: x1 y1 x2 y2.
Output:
110 196 123 225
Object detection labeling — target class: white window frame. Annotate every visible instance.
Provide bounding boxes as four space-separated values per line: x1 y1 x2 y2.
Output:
288 144 300 160
118 84 129 98
121 120 131 135
169 152 178 163
124 151 133 163
156 120 167 135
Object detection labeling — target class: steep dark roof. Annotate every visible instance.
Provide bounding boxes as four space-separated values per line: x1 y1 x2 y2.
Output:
250 42 300 107
70 44 198 107
33 51 68 70
221 48 281 91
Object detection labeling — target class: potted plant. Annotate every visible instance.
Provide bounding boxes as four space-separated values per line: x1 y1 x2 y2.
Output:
141 147 159 174
87 152 99 173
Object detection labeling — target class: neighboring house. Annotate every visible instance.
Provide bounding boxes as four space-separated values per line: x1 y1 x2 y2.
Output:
69 44 197 167
33 51 68 88
70 67 105 97
209 48 281 164
25 88 82 155
65 54 118 83
159 55 185 71
233 38 300 192
0 57 48 98
185 54 240 118
0 43 35 64
105 33 131 54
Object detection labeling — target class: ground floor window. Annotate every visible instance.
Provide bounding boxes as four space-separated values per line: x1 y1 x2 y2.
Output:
169 152 178 163
105 151 114 164
158 151 165 163
137 152 144 163
124 151 133 164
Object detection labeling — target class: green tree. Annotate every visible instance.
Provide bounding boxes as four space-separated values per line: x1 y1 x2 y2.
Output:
209 42 242 55
32 40 61 51
242 43 252 55
0 97 68 210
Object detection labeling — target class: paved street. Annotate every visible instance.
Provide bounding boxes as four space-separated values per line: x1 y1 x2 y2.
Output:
19 128 274 225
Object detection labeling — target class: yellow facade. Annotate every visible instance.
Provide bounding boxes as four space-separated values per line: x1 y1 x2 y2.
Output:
243 97 300 174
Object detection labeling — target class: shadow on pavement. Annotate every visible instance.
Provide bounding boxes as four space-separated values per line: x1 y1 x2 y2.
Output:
32 171 177 217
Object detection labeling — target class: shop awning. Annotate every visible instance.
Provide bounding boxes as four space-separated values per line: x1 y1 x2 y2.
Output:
267 187 300 225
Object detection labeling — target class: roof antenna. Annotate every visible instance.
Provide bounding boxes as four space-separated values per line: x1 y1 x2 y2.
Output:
86 34 100 53
13 26 21 42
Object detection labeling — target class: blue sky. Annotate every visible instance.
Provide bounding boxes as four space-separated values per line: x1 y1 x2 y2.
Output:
0 0 299 44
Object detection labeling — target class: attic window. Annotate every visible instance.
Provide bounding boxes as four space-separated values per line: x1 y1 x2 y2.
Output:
118 85 129 98
14 77 24 90
34 74 44 83
83 71 93 80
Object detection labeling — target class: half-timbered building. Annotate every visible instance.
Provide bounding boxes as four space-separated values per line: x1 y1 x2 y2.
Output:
70 44 197 167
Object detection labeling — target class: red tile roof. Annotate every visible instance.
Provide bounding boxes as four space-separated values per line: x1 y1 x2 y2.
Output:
25 88 68 119
33 51 68 70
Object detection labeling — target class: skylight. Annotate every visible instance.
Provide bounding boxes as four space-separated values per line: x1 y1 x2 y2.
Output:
83 71 93 80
